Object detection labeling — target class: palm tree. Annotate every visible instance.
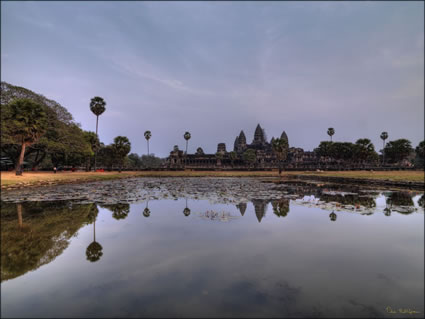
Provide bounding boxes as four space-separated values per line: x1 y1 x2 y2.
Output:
327 128 335 142
380 131 388 165
112 136 131 172
90 97 106 171
271 137 289 176
3 99 48 175
183 131 191 154
144 131 151 156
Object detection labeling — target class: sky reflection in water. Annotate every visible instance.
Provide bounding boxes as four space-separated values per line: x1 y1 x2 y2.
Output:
1 190 424 318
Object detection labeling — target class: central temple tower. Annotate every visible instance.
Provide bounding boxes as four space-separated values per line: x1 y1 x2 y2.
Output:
252 124 266 145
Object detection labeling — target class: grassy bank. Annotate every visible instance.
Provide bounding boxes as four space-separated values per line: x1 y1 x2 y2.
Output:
288 170 425 182
1 170 423 189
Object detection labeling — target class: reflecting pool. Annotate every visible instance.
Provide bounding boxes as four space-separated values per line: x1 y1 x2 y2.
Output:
1 179 424 318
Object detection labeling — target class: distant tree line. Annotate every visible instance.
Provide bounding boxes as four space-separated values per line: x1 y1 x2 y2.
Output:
316 128 423 167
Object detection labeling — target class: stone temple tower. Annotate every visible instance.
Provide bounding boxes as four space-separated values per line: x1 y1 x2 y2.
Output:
252 124 266 145
217 143 227 153
281 131 289 146
234 130 247 153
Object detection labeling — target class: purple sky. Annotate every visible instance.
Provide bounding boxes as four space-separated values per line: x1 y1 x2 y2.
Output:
2 1 424 157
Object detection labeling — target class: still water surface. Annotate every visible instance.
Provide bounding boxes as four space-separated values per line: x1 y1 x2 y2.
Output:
1 180 424 318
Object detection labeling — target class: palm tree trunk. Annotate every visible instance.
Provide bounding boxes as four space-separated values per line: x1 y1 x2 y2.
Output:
15 142 26 175
94 115 99 171
382 140 385 165
93 220 96 242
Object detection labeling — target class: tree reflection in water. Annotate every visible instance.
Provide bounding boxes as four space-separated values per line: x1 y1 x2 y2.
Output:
383 207 391 216
101 203 130 220
386 192 415 215
183 198 191 217
320 193 376 209
419 194 424 208
86 205 103 263
272 199 290 218
143 200 151 218
329 211 337 222
86 242 103 263
1 201 98 282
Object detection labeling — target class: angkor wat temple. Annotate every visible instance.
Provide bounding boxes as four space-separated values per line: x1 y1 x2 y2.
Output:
166 124 323 170
166 123 390 170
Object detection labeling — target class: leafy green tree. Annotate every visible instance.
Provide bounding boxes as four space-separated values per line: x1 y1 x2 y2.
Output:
90 97 106 171
316 141 334 158
144 131 151 156
384 139 413 164
83 131 99 171
1 82 93 171
380 132 388 164
242 149 257 168
139 154 162 169
327 128 335 142
97 144 115 170
48 124 93 168
112 136 131 172
354 139 378 163
330 142 355 161
2 99 48 174
415 140 424 168
127 153 142 170
229 151 237 168
272 137 289 175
